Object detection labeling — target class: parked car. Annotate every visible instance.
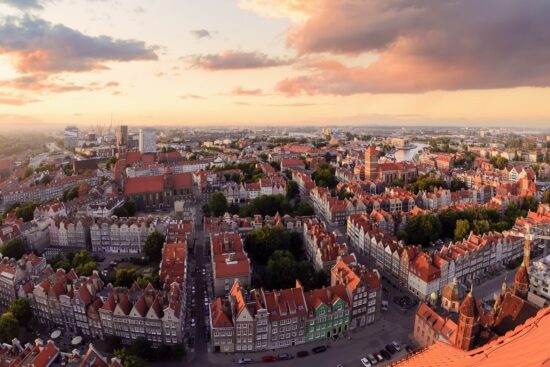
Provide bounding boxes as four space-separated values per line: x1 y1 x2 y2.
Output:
238 358 253 364
312 346 327 354
360 357 372 367
381 300 389 311
380 349 391 360
367 353 378 365
385 344 397 354
375 353 384 362
262 355 276 363
392 341 401 351
297 351 309 358
405 344 414 354
278 353 293 360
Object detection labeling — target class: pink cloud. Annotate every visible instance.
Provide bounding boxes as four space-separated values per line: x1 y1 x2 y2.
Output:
187 51 291 70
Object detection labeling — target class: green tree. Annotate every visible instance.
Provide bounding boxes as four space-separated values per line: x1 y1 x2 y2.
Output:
0 238 25 260
0 312 19 343
266 250 299 290
312 163 337 189
286 180 299 200
113 206 129 217
404 214 442 246
115 268 139 288
454 219 471 241
543 190 550 204
245 226 297 263
472 219 490 235
143 231 165 262
209 192 228 216
450 179 467 192
490 156 509 169
114 348 144 367
8 298 32 327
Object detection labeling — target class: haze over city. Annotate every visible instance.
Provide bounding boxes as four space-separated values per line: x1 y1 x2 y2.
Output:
1 2 550 367
2 0 550 128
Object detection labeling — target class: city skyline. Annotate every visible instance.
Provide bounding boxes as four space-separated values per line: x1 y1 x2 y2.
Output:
2 0 550 128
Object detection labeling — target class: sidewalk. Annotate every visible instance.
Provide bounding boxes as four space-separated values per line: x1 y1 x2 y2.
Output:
206 317 407 365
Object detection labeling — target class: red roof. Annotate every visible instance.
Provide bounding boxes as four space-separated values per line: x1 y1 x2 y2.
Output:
124 175 164 195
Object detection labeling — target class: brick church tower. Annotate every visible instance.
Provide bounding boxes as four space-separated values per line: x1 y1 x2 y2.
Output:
364 146 379 181
514 238 531 300
455 286 481 351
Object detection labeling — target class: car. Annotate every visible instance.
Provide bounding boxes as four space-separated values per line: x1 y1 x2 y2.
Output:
366 354 378 365
392 341 401 351
375 353 384 362
312 346 327 354
278 353 293 360
385 344 396 354
336 364 344 367
405 344 414 354
381 300 389 311
238 358 253 364
262 355 276 363
360 357 372 367
380 349 391 361
296 351 309 358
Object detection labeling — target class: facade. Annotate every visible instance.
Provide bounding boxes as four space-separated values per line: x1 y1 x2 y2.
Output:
331 257 381 328
528 254 550 307
0 254 46 310
64 125 79 148
139 128 157 153
304 284 351 342
414 302 457 348
210 232 251 297
116 125 128 148
303 218 348 271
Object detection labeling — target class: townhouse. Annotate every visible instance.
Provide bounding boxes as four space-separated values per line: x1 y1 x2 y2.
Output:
210 232 251 297
0 253 46 310
303 218 348 271
304 285 352 342
331 257 381 328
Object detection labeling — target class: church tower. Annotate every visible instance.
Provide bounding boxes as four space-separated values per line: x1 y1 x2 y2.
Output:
455 286 480 351
513 238 531 300
364 146 379 181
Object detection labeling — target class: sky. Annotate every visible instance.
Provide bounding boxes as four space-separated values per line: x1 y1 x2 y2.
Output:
1 0 550 129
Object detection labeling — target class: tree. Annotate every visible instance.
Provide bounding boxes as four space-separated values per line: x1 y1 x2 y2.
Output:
450 179 467 192
543 190 550 204
521 196 539 212
312 163 337 189
490 156 508 169
266 250 299 290
115 268 139 288
131 337 154 361
209 192 228 216
0 312 19 343
404 214 442 247
8 298 32 327
286 180 299 200
113 206 129 217
454 219 471 241
114 348 144 367
245 226 297 263
0 238 25 260
124 198 137 216
143 231 165 262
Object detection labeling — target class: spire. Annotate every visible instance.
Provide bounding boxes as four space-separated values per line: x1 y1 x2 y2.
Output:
523 238 531 267
468 283 474 297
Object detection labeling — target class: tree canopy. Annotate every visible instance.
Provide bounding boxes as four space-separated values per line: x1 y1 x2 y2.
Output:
312 163 337 189
399 214 442 246
8 298 32 327
0 238 25 260
209 192 228 216
143 231 166 262
0 312 19 343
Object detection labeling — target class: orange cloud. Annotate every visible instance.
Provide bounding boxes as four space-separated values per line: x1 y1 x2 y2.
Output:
271 0 550 94
187 51 291 70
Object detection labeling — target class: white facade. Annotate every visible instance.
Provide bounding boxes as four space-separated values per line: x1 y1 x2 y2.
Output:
139 128 157 153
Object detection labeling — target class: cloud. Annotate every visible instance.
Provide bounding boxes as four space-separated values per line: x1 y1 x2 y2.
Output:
0 74 121 93
267 102 317 107
271 0 550 94
233 101 250 106
238 0 316 19
0 0 45 10
179 94 205 100
230 87 264 96
191 29 213 39
0 16 158 74
187 51 291 70
0 93 39 105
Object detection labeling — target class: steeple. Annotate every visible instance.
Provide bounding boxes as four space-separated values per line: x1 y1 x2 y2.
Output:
513 238 531 300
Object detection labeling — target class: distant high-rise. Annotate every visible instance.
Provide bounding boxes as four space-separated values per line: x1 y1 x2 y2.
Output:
116 125 128 147
64 126 79 148
139 128 156 153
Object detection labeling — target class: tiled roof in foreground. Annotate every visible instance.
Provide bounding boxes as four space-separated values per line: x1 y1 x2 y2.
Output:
392 306 550 367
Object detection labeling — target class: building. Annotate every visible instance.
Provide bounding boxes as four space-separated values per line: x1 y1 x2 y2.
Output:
304 284 351 342
139 128 156 153
0 159 13 179
528 254 550 307
0 339 60 367
414 302 457 348
210 232 251 297
210 297 235 353
331 257 381 328
395 306 550 367
364 146 418 184
64 126 79 148
123 168 193 210
0 254 46 310
116 125 128 148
